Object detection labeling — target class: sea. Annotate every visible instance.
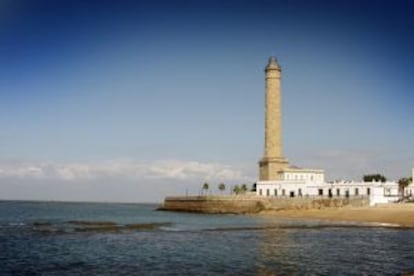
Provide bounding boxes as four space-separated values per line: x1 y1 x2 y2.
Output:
1 201 413 275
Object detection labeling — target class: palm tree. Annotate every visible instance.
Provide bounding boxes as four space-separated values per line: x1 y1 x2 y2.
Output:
241 184 248 194
202 182 209 195
233 185 240 195
398 177 411 198
218 183 226 194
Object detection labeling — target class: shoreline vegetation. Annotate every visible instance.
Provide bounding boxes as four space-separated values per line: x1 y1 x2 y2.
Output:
258 203 414 227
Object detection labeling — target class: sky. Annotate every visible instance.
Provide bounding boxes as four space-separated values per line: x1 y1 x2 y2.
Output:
0 0 413 203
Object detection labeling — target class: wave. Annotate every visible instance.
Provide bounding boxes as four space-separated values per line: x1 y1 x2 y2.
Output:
200 223 414 232
6 219 412 236
8 222 26 226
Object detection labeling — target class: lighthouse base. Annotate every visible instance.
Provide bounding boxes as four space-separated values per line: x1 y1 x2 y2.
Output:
259 157 289 181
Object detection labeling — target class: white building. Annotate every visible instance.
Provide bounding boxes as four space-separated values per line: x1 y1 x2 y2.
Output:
257 167 324 197
256 166 401 206
279 167 324 183
403 168 414 198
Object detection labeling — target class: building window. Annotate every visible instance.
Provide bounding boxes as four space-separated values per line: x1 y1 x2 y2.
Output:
282 189 285 196
259 189 262 196
367 188 370 195
298 188 302 197
355 188 359 196
336 188 340 197
274 189 277 196
266 189 270 196
328 189 333 198
311 175 314 181
318 189 323 196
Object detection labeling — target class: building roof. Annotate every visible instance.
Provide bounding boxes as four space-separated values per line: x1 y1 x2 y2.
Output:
265 56 281 71
281 167 324 173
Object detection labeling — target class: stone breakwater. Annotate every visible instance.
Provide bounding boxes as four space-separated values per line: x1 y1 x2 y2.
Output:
158 196 369 214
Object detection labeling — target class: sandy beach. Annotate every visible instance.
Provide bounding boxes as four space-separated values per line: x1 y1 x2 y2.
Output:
259 203 414 227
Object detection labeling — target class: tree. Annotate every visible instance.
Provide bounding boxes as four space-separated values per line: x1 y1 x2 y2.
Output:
240 184 248 194
251 183 257 192
398 177 411 197
202 182 209 195
218 183 226 194
233 185 240 195
363 174 387 183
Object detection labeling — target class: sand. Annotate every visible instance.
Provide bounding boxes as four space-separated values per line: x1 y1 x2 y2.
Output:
259 203 414 227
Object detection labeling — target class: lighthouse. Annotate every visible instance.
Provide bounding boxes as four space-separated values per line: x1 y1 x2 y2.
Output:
259 57 288 180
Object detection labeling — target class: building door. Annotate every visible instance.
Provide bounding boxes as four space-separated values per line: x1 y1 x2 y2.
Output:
328 189 333 198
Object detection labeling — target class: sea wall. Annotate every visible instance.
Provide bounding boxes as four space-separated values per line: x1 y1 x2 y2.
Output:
159 195 369 214
159 196 264 214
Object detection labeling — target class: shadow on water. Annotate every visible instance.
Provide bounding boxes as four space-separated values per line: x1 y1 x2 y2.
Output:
31 220 172 234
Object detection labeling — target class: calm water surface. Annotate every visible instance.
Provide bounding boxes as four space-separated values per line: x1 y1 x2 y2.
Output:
1 200 413 275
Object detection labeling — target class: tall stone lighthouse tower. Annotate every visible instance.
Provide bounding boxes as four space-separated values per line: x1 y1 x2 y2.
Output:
259 57 288 180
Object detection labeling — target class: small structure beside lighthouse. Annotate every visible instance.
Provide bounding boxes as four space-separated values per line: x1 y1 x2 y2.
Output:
259 57 288 180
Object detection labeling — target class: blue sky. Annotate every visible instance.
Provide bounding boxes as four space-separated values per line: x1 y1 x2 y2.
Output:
1 0 413 202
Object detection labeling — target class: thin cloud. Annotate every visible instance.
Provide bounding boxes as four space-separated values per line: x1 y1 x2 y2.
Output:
0 159 252 182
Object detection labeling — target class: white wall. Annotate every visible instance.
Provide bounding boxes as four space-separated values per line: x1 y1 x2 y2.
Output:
370 185 400 205
282 171 324 183
257 181 308 197
256 180 400 205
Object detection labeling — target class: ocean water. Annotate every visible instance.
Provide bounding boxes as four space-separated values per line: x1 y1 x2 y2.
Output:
1 201 413 275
